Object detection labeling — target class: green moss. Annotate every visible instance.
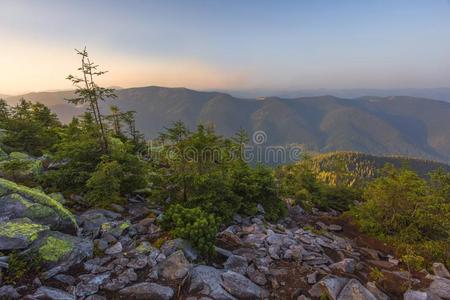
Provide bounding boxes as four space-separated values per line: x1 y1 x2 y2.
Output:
9 193 33 208
0 178 77 228
38 236 73 262
0 218 49 242
24 204 56 219
9 152 30 160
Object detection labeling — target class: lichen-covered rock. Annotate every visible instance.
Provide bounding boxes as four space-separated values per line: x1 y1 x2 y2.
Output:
29 231 93 277
0 178 77 233
0 217 49 250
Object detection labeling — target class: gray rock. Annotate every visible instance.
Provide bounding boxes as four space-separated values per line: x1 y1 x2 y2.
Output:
223 255 248 275
330 258 356 273
189 265 236 300
433 262 450 279
127 255 148 269
54 274 76 285
0 285 20 299
247 264 267 286
266 232 285 245
160 238 198 261
119 282 174 300
221 270 269 299
337 279 377 300
309 275 349 300
429 277 450 299
158 250 191 280
33 286 76 300
328 224 342 231
404 290 435 300
75 282 99 297
365 282 389 300
105 241 122 255
307 271 318 284
85 295 107 300
119 268 138 282
79 209 120 237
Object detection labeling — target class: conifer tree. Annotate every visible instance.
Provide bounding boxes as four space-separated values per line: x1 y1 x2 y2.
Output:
66 47 116 153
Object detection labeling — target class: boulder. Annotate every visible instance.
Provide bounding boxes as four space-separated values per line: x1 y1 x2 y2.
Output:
0 178 77 233
160 238 198 261
28 231 93 278
79 209 121 237
0 285 20 299
0 217 49 250
433 262 450 279
158 250 191 280
365 282 389 300
189 265 236 300
32 286 76 300
337 279 377 300
330 258 356 274
119 282 174 300
429 277 450 299
217 231 242 249
105 242 123 255
221 270 269 299
404 290 440 300
309 275 349 300
223 255 248 275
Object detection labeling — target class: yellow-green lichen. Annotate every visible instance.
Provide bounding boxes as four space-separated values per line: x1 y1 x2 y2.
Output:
119 221 130 230
0 178 77 229
0 218 49 242
38 236 73 262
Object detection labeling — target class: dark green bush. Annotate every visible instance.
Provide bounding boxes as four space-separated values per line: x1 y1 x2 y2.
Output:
162 204 219 257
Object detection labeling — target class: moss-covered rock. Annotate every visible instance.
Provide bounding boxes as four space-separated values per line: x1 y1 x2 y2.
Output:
0 178 77 234
38 236 73 262
0 218 49 250
29 231 93 276
49 192 66 205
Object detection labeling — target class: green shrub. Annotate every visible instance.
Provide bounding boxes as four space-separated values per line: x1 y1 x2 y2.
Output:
86 159 123 207
350 165 450 267
402 253 425 272
4 251 42 284
162 204 219 257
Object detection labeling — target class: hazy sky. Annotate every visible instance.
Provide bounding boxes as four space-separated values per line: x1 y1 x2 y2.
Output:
1 0 450 95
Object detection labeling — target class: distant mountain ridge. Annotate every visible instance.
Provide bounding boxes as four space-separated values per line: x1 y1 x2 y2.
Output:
5 86 450 163
223 87 450 102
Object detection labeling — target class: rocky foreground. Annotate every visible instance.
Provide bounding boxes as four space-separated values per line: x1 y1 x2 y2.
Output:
0 178 449 300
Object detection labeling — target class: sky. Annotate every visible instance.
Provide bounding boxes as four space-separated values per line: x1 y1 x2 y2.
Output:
1 0 450 95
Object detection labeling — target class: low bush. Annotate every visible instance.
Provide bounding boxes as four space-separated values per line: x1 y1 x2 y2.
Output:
161 204 219 257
